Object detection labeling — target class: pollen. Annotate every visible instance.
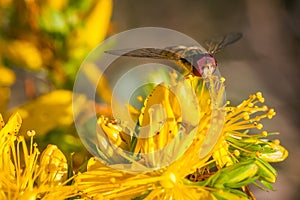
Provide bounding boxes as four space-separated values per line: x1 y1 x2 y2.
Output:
273 139 280 145
233 149 240 157
261 131 268 137
256 92 265 103
256 123 263 130
27 130 36 137
248 102 254 108
256 92 262 99
243 112 250 120
267 108 276 119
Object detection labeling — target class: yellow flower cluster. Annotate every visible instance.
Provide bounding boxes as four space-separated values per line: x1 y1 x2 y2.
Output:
75 75 288 200
0 75 288 200
213 92 288 168
0 113 76 200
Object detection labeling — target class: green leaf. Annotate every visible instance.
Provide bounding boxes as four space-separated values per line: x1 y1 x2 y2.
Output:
260 180 274 191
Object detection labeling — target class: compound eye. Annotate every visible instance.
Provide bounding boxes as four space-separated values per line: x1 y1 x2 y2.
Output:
192 65 203 76
195 55 217 76
197 56 215 68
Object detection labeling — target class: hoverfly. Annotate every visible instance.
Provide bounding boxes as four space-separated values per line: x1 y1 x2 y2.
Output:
105 33 242 78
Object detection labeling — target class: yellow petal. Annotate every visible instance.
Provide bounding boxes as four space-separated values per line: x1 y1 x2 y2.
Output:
69 0 113 53
82 0 113 48
7 90 73 135
136 83 178 154
170 78 200 126
139 83 179 127
0 112 22 136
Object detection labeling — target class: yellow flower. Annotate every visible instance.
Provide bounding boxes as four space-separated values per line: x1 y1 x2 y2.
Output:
76 75 226 199
75 74 287 199
213 92 288 168
0 113 76 200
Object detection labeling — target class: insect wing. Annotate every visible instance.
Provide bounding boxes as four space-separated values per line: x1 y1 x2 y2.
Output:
105 45 208 75
105 48 182 60
205 32 242 54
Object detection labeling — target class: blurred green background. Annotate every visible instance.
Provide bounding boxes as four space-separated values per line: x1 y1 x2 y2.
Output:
1 0 299 199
